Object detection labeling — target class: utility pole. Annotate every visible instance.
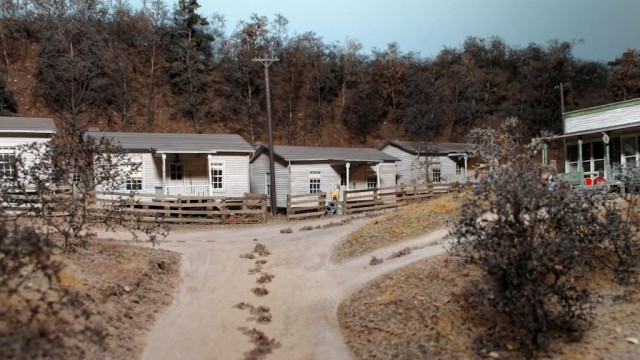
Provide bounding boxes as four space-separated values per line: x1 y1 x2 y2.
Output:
253 57 279 215
556 82 566 114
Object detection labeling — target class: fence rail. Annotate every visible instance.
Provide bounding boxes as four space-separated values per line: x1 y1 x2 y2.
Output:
286 192 327 220
95 192 267 224
343 183 453 215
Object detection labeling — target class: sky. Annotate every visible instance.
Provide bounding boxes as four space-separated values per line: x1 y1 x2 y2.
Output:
134 0 640 62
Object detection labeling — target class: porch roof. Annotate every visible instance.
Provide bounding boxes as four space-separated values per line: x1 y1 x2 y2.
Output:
87 131 254 153
381 140 474 155
252 145 399 163
0 116 56 134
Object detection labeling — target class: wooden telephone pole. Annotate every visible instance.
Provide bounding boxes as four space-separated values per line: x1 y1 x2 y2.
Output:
253 57 279 215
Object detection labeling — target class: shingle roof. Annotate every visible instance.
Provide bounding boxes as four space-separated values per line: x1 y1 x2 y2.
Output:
0 116 56 133
87 132 254 153
383 140 473 155
254 145 399 163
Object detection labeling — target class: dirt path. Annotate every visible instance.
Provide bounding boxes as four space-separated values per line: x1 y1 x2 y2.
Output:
115 217 449 360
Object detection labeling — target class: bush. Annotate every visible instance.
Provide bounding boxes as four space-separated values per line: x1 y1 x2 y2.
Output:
449 161 599 356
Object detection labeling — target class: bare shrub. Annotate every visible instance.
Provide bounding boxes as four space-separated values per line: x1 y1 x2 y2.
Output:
0 220 105 358
253 243 271 257
449 160 597 357
251 287 269 297
1 126 167 251
256 272 275 284
239 327 281 360
387 247 412 260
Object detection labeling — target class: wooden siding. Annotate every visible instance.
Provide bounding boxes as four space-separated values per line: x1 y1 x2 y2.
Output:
564 102 640 135
381 144 469 184
381 144 417 184
1 134 53 172
249 153 290 208
133 152 250 196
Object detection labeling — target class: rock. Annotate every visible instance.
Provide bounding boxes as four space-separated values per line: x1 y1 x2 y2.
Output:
488 351 500 358
626 337 639 345
123 285 131 292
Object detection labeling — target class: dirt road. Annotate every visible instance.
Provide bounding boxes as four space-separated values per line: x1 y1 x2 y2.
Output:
127 217 449 360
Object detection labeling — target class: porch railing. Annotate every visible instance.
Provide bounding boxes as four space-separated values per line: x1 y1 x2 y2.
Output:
558 172 584 186
165 185 210 196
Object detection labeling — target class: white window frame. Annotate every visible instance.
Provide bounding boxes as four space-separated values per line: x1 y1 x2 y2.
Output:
265 172 271 197
210 161 225 192
170 162 184 181
0 147 16 180
125 156 144 192
309 170 321 194
455 163 463 176
366 169 377 189
432 168 442 183
621 134 639 168
565 139 607 175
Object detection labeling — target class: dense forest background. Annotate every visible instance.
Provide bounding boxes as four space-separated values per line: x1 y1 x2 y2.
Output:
0 0 639 146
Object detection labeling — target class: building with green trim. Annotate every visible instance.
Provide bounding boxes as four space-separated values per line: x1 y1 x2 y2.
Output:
554 97 640 186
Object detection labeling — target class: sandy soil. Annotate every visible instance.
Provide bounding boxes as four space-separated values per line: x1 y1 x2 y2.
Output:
102 217 449 360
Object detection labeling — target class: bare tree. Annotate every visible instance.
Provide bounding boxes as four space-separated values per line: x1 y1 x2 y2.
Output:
2 125 167 250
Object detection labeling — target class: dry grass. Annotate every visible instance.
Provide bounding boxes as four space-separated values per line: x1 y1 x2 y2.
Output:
0 239 181 360
339 255 640 359
331 194 461 263
337 193 640 359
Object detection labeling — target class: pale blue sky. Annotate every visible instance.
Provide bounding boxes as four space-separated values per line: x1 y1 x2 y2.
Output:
134 0 639 61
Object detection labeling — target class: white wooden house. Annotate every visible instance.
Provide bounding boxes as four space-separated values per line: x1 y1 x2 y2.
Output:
250 145 399 208
553 97 640 185
0 116 56 180
87 131 255 196
379 140 473 184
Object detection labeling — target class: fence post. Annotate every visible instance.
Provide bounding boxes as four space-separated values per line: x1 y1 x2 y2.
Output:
177 196 182 220
129 191 135 212
261 194 267 223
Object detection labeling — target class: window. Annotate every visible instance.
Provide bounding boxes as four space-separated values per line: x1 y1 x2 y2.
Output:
432 169 442 183
366 170 377 189
456 163 463 176
340 171 347 186
211 162 224 190
309 171 321 193
623 136 638 168
170 163 183 180
125 159 143 191
0 147 15 179
265 173 271 197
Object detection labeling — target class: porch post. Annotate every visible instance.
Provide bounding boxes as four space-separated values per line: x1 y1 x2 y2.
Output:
542 142 548 166
463 153 468 179
577 138 583 174
207 154 213 196
603 133 611 181
376 163 381 188
345 162 350 189
161 153 167 195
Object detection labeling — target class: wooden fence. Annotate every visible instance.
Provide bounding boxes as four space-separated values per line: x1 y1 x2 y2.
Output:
95 192 267 224
286 192 327 220
282 182 455 219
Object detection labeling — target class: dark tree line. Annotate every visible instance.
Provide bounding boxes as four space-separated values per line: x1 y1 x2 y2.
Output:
0 0 639 143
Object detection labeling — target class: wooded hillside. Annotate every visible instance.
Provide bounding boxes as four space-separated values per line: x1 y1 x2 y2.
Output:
1 0 639 146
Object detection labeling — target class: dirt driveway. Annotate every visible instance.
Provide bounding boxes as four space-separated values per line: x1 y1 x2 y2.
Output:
117 217 449 360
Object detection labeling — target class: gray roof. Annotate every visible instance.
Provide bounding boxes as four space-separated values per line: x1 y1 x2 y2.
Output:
254 145 399 163
87 132 254 153
383 140 473 155
0 116 56 133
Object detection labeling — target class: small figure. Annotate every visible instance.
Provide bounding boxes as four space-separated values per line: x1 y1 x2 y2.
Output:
594 171 606 185
585 176 593 186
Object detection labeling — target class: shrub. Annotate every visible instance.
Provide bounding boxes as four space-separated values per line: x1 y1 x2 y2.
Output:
449 161 598 356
